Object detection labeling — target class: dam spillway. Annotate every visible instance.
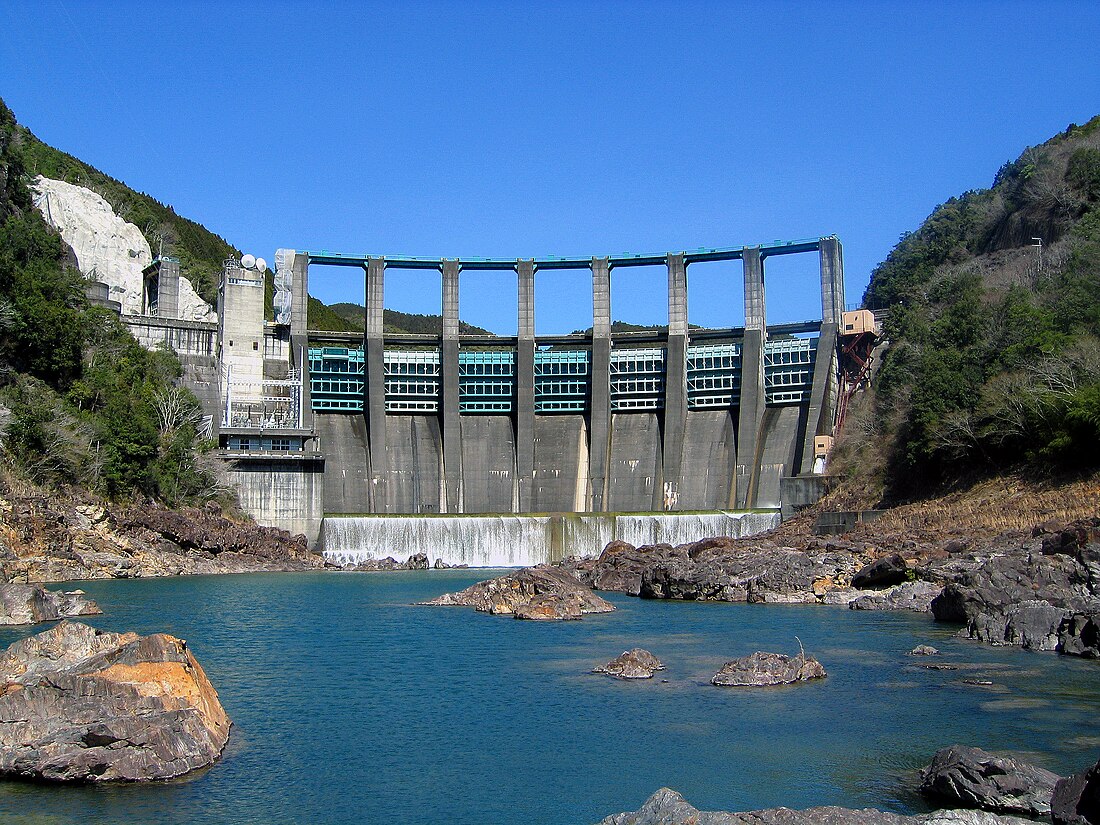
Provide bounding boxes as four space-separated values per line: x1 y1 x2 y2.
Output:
321 511 781 568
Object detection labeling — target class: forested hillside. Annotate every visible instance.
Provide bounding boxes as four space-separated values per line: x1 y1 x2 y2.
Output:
329 303 494 336
0 98 214 502
838 116 1100 501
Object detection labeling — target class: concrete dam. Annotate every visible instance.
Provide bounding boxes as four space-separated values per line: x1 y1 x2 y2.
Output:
112 236 849 560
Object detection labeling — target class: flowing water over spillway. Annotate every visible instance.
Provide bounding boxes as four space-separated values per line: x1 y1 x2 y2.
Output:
321 511 781 567
0 573 1097 825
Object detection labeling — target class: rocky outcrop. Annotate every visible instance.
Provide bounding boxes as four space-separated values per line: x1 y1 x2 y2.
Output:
909 645 940 655
31 177 214 321
0 583 101 625
596 788 1036 825
593 648 664 679
573 535 868 605
852 553 909 589
1052 755 1100 825
919 745 1061 817
850 581 941 612
423 565 615 619
930 536 1100 654
0 492 323 582
711 650 826 687
0 621 230 782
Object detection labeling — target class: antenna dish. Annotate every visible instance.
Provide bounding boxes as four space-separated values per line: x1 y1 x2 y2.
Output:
255 257 268 273
240 254 256 269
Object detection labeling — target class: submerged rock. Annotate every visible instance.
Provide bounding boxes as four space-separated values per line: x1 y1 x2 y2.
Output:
0 583 101 626
919 744 1061 817
593 648 664 679
596 787 1038 825
1052 755 1100 825
909 645 940 656
711 650 826 687
423 565 614 619
0 620 230 782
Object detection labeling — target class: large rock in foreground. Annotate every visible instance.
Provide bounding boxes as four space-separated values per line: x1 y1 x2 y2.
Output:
597 787 1037 825
423 565 615 619
0 621 231 782
711 650 826 687
593 648 664 679
1052 756 1100 825
919 745 1061 817
0 583 101 625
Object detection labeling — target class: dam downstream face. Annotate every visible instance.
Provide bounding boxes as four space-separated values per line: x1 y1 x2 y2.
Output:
320 511 782 567
2 572 1097 825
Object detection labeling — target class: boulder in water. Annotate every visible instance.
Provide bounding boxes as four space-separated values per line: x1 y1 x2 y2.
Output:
423 565 614 619
596 787 1040 825
0 583 101 626
0 620 230 782
593 648 664 679
711 650 826 687
909 645 940 656
1052 755 1100 825
919 745 1061 817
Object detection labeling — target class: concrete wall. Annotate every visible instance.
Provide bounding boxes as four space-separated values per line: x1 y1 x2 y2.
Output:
122 317 216 356
678 410 736 510
459 416 516 514
606 413 661 512
386 415 444 514
315 413 371 514
227 459 324 545
754 405 804 509
532 414 587 512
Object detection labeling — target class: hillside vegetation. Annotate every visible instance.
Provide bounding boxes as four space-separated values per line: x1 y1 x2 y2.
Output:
835 116 1100 502
0 98 215 503
328 303 494 336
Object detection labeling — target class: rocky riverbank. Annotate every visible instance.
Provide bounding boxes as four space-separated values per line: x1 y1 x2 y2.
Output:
554 516 1100 659
0 485 324 583
597 789 1038 825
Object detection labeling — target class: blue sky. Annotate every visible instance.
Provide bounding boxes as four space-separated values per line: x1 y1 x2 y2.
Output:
2 1 1098 335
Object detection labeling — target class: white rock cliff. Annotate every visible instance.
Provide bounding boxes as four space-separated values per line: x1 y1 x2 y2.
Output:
31 177 215 322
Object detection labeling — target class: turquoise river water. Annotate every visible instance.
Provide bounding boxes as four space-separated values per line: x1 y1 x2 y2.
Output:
0 571 1097 825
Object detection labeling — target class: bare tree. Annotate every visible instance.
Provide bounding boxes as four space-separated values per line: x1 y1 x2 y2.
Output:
153 386 203 436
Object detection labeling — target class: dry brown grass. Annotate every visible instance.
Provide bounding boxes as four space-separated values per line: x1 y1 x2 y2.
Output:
862 472 1100 536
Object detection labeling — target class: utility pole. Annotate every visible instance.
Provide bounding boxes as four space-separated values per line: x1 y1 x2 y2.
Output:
1031 237 1043 278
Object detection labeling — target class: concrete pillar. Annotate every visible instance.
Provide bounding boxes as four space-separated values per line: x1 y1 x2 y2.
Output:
290 252 309 340
735 247 766 509
441 259 463 513
365 257 388 511
799 237 846 472
661 253 688 510
819 236 846 325
589 257 612 512
157 258 181 320
515 259 536 512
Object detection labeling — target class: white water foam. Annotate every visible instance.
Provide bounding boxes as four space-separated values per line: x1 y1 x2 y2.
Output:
322 511 780 568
